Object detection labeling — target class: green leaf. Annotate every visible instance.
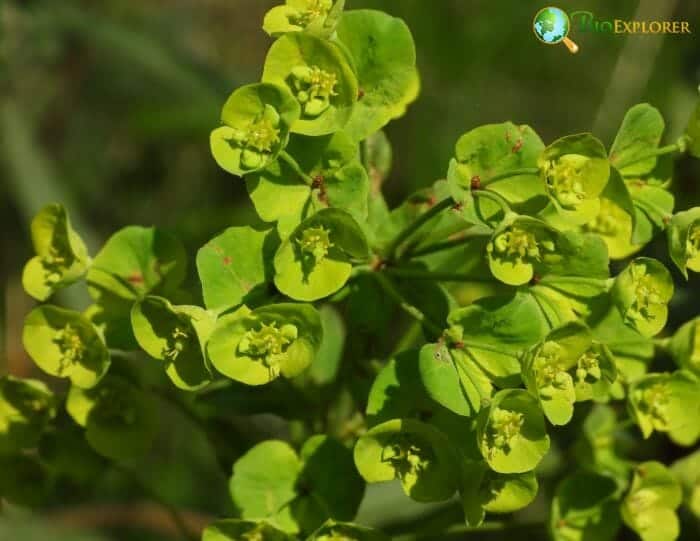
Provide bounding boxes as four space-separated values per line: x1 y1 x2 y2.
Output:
38 424 104 483
203 519 296 541
197 225 278 312
262 33 357 136
670 449 700 519
307 304 345 385
460 461 538 526
0 454 53 507
86 226 187 349
131 296 215 390
476 389 549 474
354 418 459 503
362 130 393 195
628 370 700 443
667 207 700 278
273 208 368 301
211 83 300 176
22 203 90 301
307 520 389 541
550 471 620 541
621 462 682 541
538 134 610 229
231 436 363 534
612 258 673 337
335 10 419 141
447 122 546 217
0 376 56 454
627 181 674 246
685 97 700 158
23 305 110 388
668 317 700 376
263 0 345 38
65 376 158 461
610 104 665 176
207 303 322 385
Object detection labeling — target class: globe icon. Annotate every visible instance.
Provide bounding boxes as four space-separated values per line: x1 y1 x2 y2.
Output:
533 6 579 53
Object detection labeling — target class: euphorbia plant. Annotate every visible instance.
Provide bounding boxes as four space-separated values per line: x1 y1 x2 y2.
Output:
6 3 700 541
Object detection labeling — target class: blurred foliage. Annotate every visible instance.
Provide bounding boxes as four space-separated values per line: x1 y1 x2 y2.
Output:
1 0 699 539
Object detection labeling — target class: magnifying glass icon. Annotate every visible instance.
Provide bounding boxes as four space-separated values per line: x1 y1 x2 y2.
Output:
533 7 579 54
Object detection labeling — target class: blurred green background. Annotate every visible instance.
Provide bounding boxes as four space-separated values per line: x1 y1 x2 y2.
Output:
1 0 699 539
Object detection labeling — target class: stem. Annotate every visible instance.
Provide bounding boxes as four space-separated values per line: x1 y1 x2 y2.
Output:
393 520 545 541
654 337 671 353
373 272 443 336
385 267 497 283
279 150 314 185
405 229 491 259
386 197 454 260
483 167 539 185
391 321 424 356
615 142 681 170
472 189 511 214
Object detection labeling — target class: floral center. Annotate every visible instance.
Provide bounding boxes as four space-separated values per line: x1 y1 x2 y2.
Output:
687 223 700 260
488 226 554 266
54 324 88 375
225 104 281 170
290 0 333 27
317 531 353 541
637 382 669 426
41 246 73 285
488 407 524 452
297 226 334 264
290 65 338 118
533 342 571 397
383 436 433 488
576 350 601 384
162 326 191 362
242 526 265 541
238 321 298 375
585 199 618 236
627 263 663 323
543 154 589 208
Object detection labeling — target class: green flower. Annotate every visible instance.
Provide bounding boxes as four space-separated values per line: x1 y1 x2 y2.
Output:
211 83 300 176
628 371 700 443
621 462 682 541
308 521 390 541
486 216 557 286
263 0 344 38
612 258 673 337
667 207 700 278
584 196 637 260
538 134 610 229
207 303 322 385
0 376 56 454
22 203 89 301
262 33 358 136
476 389 549 474
354 419 458 503
203 519 296 541
23 306 110 389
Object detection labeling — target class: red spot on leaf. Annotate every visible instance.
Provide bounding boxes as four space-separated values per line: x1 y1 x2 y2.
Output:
223 256 232 266
512 139 523 153
470 175 481 190
127 272 144 284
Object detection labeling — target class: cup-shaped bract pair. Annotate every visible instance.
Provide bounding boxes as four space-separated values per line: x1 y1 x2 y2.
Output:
22 204 90 301
86 226 188 349
263 0 345 38
621 462 682 541
447 122 546 223
274 208 369 301
230 436 364 534
550 471 621 541
211 83 301 176
23 306 110 389
208 303 322 385
538 134 610 229
354 418 459 503
486 216 558 286
476 389 550 474
628 370 700 445
667 207 700 278
66 375 158 461
460 461 538 527
131 296 216 391
335 10 420 141
612 257 673 337
0 376 56 454
247 131 369 238
523 322 617 426
668 318 700 377
203 519 295 541
263 33 357 136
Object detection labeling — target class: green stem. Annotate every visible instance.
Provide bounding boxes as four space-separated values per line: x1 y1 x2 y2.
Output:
373 272 444 336
385 197 455 260
654 337 671 353
279 150 314 185
483 167 539 185
393 520 545 541
385 267 497 283
404 230 490 259
391 321 424 356
472 189 511 214
615 142 681 170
